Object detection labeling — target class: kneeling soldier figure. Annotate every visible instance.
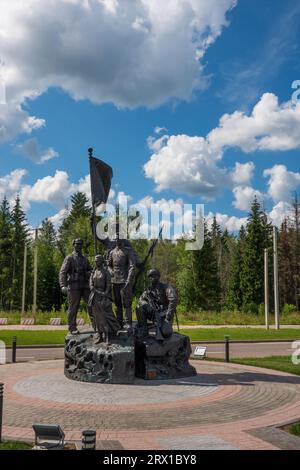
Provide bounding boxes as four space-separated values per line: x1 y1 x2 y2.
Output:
136 269 177 340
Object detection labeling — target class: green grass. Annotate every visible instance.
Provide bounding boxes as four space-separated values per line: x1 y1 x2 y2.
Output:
0 440 32 450
230 355 300 376
0 330 67 346
181 327 300 342
1 327 300 346
289 422 300 437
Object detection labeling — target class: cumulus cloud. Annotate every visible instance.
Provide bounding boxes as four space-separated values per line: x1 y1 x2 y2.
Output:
231 162 255 186
208 93 300 153
15 138 59 164
0 104 45 144
144 134 228 198
0 0 236 134
268 201 292 227
0 169 27 205
144 93 300 203
232 186 264 211
206 211 247 232
264 164 300 203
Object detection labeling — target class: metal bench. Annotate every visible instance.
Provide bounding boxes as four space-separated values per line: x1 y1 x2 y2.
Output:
32 424 65 450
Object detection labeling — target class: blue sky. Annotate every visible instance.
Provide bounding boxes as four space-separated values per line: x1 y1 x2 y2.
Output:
0 0 300 231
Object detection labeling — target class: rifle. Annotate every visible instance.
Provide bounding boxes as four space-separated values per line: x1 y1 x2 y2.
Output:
132 225 163 294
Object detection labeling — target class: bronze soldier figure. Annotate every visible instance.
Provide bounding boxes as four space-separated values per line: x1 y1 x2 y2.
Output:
88 255 120 343
136 269 177 339
107 238 136 330
59 239 93 334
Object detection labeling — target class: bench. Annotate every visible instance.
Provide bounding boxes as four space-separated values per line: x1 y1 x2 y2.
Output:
32 424 65 450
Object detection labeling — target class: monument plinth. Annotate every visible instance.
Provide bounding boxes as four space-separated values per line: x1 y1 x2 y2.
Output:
64 328 196 384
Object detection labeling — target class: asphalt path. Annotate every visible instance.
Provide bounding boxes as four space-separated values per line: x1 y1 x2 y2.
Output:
3 340 297 364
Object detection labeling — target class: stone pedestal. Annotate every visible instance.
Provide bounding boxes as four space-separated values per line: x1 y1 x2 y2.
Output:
65 330 196 384
135 332 197 380
65 332 135 384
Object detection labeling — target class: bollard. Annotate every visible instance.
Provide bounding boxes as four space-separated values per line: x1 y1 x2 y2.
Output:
225 335 230 363
81 430 96 450
0 383 3 443
12 336 17 363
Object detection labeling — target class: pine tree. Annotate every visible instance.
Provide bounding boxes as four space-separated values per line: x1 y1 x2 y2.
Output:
10 196 29 310
278 219 295 307
36 219 61 311
226 226 246 310
176 224 221 311
240 197 272 311
0 197 13 309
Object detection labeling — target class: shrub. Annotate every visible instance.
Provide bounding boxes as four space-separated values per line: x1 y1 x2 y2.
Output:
282 304 298 315
242 302 259 314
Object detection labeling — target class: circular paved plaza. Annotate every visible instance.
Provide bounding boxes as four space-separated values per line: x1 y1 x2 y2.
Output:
2 359 300 450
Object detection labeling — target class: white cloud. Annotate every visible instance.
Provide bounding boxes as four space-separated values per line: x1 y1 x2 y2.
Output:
232 186 264 211
264 164 300 203
144 134 228 198
0 0 236 116
145 93 300 202
0 104 44 144
48 207 70 229
15 138 59 164
231 161 255 186
268 201 292 227
0 169 27 206
208 93 300 153
206 211 247 232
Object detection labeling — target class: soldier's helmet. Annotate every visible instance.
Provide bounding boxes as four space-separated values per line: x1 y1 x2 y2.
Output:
72 238 83 246
147 268 160 279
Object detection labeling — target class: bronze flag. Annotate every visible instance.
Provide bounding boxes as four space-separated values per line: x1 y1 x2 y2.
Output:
89 156 113 207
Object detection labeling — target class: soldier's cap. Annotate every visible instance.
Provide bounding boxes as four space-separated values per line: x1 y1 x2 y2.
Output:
72 238 83 246
147 268 160 278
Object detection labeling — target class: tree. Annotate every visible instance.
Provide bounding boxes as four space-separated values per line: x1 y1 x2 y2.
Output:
36 219 61 311
226 226 246 310
0 197 13 309
176 224 221 311
10 196 29 310
240 197 272 311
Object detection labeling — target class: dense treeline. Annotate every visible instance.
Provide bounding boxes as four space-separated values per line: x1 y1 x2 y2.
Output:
0 192 299 314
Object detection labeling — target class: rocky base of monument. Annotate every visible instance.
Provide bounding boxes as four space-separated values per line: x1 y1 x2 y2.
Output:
135 332 197 380
65 332 135 384
65 330 196 384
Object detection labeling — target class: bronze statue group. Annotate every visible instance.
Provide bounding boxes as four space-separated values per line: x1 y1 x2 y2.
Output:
59 238 177 343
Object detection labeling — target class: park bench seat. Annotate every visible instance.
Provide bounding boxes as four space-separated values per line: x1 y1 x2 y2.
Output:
32 424 65 450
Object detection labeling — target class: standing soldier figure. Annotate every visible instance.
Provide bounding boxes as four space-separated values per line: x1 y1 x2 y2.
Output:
59 239 93 335
108 238 136 330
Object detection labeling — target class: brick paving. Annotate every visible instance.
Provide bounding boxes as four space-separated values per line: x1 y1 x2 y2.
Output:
1 359 300 449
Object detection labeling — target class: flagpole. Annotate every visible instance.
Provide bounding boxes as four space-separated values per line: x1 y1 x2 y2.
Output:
88 147 98 256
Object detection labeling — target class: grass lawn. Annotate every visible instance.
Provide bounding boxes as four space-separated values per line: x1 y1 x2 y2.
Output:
0 440 33 450
288 422 300 437
0 327 300 346
181 327 300 342
230 355 300 376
